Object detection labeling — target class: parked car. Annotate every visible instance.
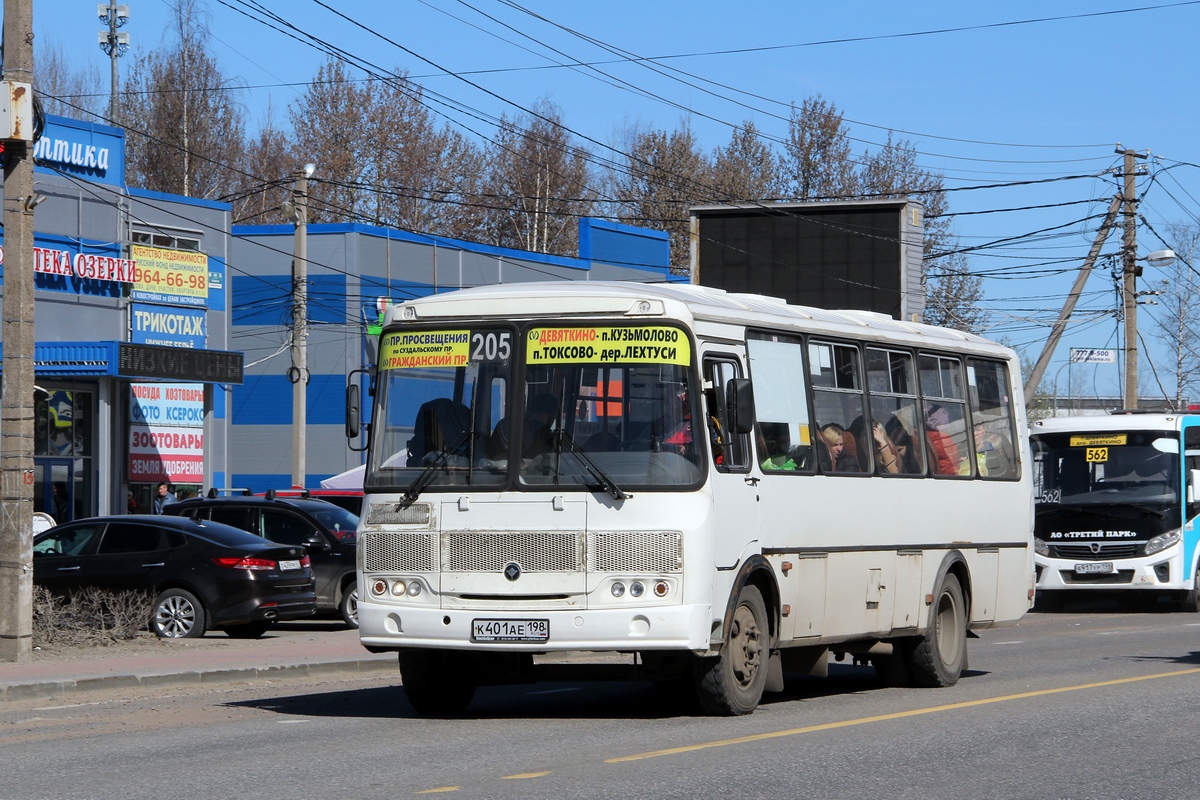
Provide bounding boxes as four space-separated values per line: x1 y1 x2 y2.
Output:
165 490 360 627
251 489 363 534
33 515 317 639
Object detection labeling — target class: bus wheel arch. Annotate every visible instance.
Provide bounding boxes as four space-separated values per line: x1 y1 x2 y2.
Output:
904 552 969 687
692 557 780 715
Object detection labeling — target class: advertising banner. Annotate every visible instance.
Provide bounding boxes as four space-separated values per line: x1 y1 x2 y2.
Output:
129 383 205 482
128 422 205 482
130 304 207 349
130 245 209 307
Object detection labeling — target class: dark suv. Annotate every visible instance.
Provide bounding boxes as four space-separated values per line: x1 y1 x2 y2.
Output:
165 490 360 627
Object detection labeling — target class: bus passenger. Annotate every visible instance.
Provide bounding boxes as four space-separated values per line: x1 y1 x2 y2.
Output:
818 423 860 473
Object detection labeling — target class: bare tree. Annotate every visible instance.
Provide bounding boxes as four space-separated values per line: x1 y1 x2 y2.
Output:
862 132 984 333
230 102 295 225
34 40 104 121
480 99 594 256
1150 222 1200 409
612 118 712 273
120 0 246 199
778 94 860 201
711 120 780 202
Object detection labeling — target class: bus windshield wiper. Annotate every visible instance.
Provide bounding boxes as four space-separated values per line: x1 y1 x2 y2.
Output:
401 430 472 506
553 429 629 501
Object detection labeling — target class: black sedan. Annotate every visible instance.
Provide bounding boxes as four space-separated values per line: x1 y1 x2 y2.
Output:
33 515 317 639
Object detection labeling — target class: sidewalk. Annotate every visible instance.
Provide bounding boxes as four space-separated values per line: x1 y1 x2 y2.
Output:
0 625 397 702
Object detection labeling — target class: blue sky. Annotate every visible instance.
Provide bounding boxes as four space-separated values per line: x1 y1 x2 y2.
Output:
30 0 1200 400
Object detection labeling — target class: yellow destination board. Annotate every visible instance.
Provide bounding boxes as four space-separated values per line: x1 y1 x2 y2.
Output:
527 326 690 365
1069 434 1128 447
380 330 471 370
1085 447 1108 463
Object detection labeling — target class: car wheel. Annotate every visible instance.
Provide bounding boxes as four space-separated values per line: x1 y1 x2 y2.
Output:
151 588 207 639
223 622 272 639
339 584 359 629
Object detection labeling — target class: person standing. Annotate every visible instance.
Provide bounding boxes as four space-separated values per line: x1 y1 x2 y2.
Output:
152 482 177 514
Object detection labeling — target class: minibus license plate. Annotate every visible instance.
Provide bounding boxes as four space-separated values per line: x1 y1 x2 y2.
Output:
279 560 301 571
472 619 549 643
1075 562 1114 575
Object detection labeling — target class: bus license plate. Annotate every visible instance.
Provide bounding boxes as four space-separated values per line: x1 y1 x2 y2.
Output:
471 619 549 643
1075 562 1114 575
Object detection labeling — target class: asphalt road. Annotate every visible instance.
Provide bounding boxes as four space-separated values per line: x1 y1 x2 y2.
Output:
2 601 1198 800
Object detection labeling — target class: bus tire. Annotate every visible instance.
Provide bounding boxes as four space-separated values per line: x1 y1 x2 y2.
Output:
694 584 770 715
1179 566 1200 613
906 572 967 688
398 649 477 716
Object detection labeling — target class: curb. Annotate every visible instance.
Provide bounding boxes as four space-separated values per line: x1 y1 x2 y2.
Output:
0 657 398 703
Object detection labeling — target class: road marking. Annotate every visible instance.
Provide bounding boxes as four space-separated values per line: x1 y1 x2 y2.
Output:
606 666 1200 763
501 771 551 780
989 641 1023 645
277 719 309 724
415 787 460 794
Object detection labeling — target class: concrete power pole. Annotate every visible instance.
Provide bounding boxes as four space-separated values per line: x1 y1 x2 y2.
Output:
1118 146 1148 410
1023 196 1123 408
98 3 130 123
289 167 311 489
1 0 37 663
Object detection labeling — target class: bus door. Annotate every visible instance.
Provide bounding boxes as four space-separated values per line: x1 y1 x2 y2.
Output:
1183 423 1200 586
702 351 759 569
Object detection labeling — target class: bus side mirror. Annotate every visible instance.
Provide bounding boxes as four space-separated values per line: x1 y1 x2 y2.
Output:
727 378 755 435
346 383 361 439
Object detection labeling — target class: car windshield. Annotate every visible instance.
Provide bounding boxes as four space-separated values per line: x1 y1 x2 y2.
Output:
366 322 703 493
309 506 359 539
1032 430 1180 508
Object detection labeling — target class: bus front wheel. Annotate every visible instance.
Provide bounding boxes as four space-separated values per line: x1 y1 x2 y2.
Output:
905 572 967 688
1179 565 1200 613
694 584 770 715
398 649 477 716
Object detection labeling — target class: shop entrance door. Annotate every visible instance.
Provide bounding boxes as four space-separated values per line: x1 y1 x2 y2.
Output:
35 458 78 524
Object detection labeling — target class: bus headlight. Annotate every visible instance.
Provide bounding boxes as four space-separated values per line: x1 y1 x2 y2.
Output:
1034 538 1049 557
1144 529 1181 556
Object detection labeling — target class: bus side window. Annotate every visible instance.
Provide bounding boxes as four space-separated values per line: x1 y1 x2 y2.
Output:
704 358 750 471
809 341 868 474
746 332 813 473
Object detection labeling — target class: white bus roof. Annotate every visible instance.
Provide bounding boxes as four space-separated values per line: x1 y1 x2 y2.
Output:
1031 413 1195 434
387 281 1013 358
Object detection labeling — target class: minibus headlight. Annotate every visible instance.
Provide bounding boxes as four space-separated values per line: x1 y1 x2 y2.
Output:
371 579 388 596
611 582 626 598
391 580 407 596
407 581 422 597
1033 538 1049 557
629 581 645 598
1144 529 1181 556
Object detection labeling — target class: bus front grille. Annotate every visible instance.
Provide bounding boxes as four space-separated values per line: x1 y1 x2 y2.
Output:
588 531 682 573
1051 544 1140 560
362 532 436 572
361 530 685 574
443 532 582 572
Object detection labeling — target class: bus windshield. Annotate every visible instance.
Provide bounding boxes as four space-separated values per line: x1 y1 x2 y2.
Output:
365 322 703 493
1032 430 1180 509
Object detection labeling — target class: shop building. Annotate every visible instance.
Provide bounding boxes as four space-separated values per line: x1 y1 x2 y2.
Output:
0 115 239 521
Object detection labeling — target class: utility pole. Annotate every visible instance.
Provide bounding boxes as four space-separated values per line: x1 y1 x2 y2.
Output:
1023 196 1122 407
1 0 37 663
98 3 130 123
287 166 313 489
1118 145 1148 410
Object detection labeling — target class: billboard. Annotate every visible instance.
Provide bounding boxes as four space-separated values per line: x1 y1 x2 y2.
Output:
689 199 925 320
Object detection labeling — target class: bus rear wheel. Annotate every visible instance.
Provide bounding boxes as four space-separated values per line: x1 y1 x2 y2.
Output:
694 584 770 715
398 649 477 716
905 572 967 687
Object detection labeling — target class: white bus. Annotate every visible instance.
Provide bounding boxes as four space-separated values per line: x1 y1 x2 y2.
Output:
348 282 1034 715
1030 413 1200 611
